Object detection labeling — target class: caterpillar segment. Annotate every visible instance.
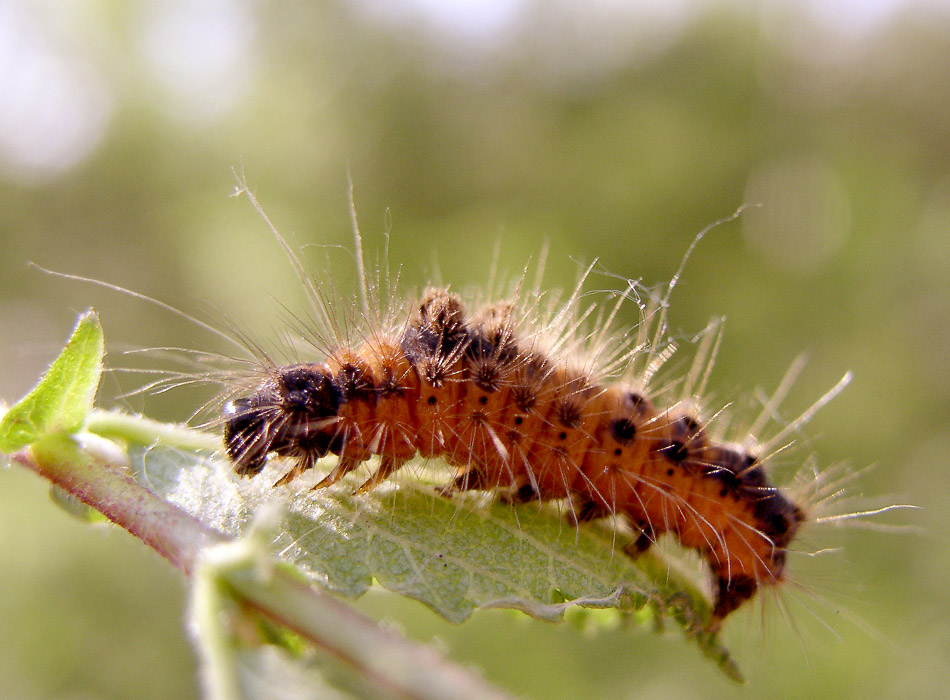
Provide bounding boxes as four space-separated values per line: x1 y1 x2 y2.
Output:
223 288 805 625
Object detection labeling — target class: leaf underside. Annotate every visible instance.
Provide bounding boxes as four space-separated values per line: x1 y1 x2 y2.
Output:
130 444 739 678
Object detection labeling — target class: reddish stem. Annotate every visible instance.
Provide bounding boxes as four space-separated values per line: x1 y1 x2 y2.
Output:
13 434 225 575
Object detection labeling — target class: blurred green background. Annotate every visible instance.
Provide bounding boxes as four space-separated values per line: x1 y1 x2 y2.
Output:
0 1 946 698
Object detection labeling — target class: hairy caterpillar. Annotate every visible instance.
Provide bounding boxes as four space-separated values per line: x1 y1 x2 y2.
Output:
215 191 835 628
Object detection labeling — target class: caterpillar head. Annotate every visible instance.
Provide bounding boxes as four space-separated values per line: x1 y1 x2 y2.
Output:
223 364 343 476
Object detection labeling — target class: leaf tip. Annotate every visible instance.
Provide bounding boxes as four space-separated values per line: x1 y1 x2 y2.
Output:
0 310 106 453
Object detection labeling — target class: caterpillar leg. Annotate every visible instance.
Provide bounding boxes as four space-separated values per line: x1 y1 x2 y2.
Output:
499 482 540 505
312 457 361 490
354 456 408 495
622 523 656 556
438 466 494 497
711 574 758 624
273 453 315 487
570 499 613 524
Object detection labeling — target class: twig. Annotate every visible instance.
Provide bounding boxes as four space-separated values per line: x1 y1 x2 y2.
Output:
12 435 517 700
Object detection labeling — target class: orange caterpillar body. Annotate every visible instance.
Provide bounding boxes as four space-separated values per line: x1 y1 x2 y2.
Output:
224 287 804 624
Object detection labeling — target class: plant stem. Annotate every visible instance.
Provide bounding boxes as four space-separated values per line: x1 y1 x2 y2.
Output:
12 434 518 700
22 432 224 573
87 409 222 452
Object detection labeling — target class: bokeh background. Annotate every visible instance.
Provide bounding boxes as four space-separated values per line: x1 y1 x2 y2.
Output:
1 1 947 698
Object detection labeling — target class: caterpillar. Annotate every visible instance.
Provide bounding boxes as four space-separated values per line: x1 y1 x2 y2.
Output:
218 194 821 628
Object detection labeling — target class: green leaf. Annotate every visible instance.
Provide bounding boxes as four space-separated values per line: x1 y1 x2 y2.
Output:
191 522 512 700
0 311 104 453
128 443 740 678
49 483 111 523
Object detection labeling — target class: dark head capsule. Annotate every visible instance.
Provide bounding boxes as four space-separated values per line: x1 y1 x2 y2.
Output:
223 365 343 476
